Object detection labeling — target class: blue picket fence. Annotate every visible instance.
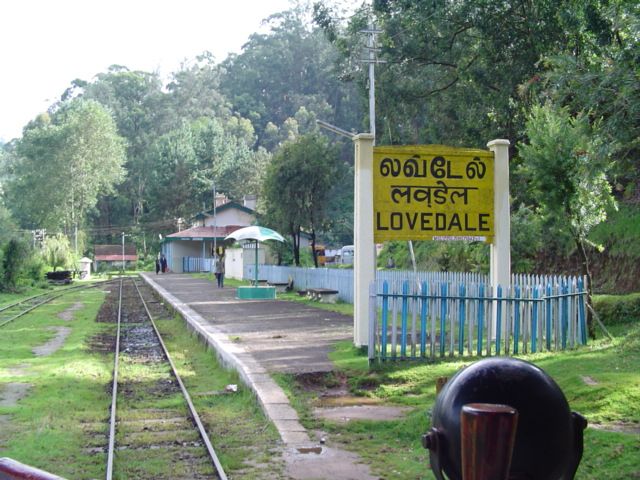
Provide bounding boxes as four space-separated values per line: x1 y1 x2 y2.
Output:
368 277 588 362
183 257 213 273
245 265 487 304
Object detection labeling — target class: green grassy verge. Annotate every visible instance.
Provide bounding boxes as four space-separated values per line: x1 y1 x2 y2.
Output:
594 293 640 325
153 312 284 477
272 289 354 316
0 289 112 478
0 284 57 308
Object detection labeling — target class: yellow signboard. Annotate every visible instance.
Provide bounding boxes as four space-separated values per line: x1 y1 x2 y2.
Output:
373 145 494 243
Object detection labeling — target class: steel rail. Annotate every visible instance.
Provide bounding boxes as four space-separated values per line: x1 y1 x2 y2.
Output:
0 280 116 328
131 277 228 480
105 278 123 480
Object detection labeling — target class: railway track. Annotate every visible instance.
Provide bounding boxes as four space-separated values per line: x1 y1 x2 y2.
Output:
105 277 227 480
0 280 114 328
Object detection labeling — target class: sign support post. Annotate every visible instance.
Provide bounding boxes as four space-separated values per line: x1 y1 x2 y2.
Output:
354 133 376 347
487 139 511 290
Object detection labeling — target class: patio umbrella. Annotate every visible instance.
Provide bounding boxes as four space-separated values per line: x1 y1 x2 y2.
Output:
225 226 285 243
225 226 285 285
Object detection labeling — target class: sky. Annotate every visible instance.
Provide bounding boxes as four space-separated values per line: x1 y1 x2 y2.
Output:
0 0 292 142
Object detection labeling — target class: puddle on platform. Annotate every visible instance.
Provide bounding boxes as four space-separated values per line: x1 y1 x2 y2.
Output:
313 403 412 423
297 446 323 455
316 395 381 407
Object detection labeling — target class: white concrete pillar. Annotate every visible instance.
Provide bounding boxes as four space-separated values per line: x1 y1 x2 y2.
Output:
488 139 511 289
353 133 376 346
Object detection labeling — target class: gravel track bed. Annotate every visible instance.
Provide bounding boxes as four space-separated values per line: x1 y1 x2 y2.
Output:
105 278 219 480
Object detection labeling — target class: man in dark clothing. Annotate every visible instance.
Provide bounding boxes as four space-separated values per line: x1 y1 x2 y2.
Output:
155 256 161 274
160 255 167 273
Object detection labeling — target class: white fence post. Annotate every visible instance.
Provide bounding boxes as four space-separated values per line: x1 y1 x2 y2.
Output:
488 139 511 337
353 133 376 347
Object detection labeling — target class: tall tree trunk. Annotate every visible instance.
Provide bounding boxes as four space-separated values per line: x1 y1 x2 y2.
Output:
311 229 318 268
290 222 300 266
576 236 596 339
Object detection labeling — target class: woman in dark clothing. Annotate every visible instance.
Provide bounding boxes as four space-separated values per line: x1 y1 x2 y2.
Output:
215 255 225 288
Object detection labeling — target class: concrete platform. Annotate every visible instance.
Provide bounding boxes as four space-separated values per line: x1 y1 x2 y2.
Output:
140 272 354 448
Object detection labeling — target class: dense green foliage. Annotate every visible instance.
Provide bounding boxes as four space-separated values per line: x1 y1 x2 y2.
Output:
6 100 126 231
42 234 73 272
0 0 638 291
262 133 347 265
594 293 640 326
1 239 29 290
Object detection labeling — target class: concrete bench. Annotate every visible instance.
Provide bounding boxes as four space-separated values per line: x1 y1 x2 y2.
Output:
268 282 290 293
307 288 339 304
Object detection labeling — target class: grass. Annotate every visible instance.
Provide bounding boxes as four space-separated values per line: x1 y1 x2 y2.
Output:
274 319 640 479
0 283 55 308
0 288 112 478
147 300 285 477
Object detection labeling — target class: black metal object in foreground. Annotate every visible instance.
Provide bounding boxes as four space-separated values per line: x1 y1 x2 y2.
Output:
423 357 587 480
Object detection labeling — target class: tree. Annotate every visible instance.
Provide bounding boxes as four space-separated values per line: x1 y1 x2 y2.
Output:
82 67 167 226
42 234 73 271
7 99 126 232
361 1 574 147
531 0 640 201
1 238 30 291
222 5 363 148
519 104 616 337
262 134 342 266
166 52 232 124
190 117 260 203
146 122 199 220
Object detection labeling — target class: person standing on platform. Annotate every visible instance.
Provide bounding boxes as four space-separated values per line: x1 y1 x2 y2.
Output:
160 254 167 273
215 254 225 288
155 255 161 275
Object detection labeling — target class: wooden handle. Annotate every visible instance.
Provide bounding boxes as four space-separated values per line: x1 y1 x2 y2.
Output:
460 403 519 480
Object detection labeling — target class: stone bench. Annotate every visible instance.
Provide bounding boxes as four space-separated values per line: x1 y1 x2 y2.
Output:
268 282 290 293
307 288 339 304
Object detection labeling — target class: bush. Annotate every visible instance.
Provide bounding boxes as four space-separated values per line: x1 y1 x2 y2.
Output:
593 293 640 326
137 256 156 272
23 253 47 287
1 238 30 291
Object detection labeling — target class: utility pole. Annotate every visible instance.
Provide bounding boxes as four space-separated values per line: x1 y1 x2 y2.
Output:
121 232 125 275
213 182 217 272
362 21 418 274
121 232 130 275
361 21 384 144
